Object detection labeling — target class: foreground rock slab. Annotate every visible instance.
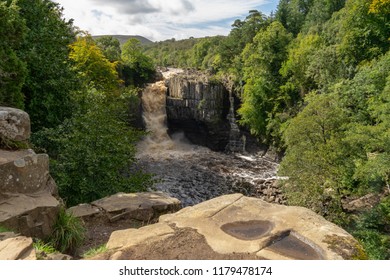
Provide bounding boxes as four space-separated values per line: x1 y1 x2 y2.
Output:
0 236 36 260
68 192 182 251
98 194 365 260
69 192 182 223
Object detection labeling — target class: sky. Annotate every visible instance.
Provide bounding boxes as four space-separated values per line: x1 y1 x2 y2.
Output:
54 0 279 42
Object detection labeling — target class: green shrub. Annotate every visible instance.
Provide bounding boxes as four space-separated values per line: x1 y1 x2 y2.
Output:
33 240 58 260
0 225 12 233
82 244 107 259
32 89 153 206
49 208 85 254
350 197 390 259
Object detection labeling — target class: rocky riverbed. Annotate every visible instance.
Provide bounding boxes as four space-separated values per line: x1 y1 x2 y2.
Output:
137 146 284 206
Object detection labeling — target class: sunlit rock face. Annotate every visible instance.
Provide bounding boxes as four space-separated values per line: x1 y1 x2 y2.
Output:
97 194 366 260
165 72 231 151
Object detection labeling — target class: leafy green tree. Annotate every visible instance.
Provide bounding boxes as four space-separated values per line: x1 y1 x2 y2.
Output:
17 0 79 131
238 22 293 147
276 0 346 35
279 52 390 257
33 89 152 206
335 0 390 66
280 33 323 97
279 92 349 217
341 52 390 192
218 10 269 73
303 0 346 32
0 0 26 108
95 36 122 63
69 36 121 92
276 0 313 35
122 38 155 86
369 0 390 13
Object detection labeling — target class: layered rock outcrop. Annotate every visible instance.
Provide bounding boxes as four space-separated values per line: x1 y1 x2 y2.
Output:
94 194 366 260
0 107 60 239
68 192 181 223
166 73 231 151
68 192 181 250
0 235 36 260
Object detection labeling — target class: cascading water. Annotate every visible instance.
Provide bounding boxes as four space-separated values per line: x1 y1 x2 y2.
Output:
138 81 173 151
137 69 206 159
136 69 282 206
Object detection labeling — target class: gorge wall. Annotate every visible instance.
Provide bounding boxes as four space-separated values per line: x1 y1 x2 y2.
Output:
165 72 233 151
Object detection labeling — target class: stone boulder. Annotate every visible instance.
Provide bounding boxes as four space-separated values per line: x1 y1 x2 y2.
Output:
69 192 181 223
0 107 31 142
0 149 60 238
0 236 36 260
97 194 365 260
68 192 181 250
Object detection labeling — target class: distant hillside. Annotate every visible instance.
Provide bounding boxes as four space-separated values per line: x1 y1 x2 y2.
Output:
92 35 154 45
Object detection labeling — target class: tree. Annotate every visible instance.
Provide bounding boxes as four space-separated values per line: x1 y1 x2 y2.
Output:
17 0 79 130
69 36 121 92
218 10 269 73
280 33 323 97
335 0 390 66
238 22 293 147
33 89 151 206
276 0 313 35
122 38 155 86
303 0 346 32
279 92 350 218
0 0 26 109
95 36 122 63
369 0 390 13
279 52 390 257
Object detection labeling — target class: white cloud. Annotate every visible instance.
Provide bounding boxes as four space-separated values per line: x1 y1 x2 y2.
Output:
54 0 277 41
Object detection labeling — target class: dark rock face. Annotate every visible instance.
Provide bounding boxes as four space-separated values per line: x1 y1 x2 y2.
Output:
166 73 230 151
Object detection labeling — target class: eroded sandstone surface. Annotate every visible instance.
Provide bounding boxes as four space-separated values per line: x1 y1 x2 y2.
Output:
94 194 365 260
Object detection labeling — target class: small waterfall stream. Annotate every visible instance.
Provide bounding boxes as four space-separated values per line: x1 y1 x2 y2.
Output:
136 69 282 206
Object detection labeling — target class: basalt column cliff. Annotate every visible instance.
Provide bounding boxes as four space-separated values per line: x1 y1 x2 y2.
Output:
165 72 232 151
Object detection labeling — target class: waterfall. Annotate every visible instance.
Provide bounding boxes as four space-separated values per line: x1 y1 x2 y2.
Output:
226 88 245 153
137 68 201 159
140 81 173 150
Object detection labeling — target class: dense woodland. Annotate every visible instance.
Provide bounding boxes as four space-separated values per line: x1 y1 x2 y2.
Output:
0 0 390 258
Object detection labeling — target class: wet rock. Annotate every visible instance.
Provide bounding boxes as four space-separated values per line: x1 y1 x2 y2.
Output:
100 194 365 260
0 107 30 142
